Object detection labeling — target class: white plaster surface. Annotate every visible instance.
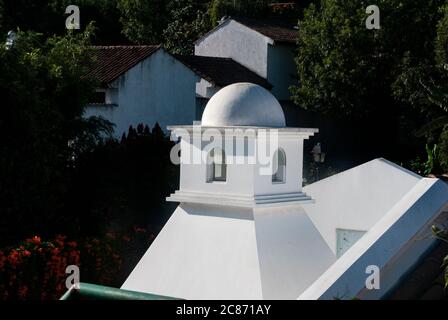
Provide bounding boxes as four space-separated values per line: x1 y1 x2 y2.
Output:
303 158 422 254
122 203 335 299
201 83 286 127
299 178 448 300
84 49 198 137
122 158 448 300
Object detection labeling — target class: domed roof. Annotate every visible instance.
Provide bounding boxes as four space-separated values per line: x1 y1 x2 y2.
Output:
201 83 286 127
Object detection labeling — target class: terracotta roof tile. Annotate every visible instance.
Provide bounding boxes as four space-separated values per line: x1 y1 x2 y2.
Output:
175 55 272 89
233 17 298 44
86 45 161 86
197 17 298 45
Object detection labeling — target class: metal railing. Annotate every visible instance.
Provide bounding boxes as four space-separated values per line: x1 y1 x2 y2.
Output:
60 282 181 300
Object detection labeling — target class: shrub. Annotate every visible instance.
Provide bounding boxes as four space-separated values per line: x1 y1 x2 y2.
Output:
0 227 156 300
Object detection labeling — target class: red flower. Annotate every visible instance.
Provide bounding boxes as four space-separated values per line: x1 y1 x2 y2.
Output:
122 235 131 242
0 255 5 270
7 250 19 265
28 236 41 245
67 241 77 248
22 250 31 257
18 286 28 299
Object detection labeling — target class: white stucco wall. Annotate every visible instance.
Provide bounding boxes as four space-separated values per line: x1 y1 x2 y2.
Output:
303 158 422 254
253 138 304 196
178 135 256 196
196 78 221 99
174 131 310 201
254 206 335 299
195 20 270 78
84 49 198 137
122 203 335 300
195 20 298 100
299 178 448 300
122 203 263 300
267 44 297 100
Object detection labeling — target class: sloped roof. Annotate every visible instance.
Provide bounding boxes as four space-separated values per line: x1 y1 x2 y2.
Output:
86 45 161 86
232 17 298 44
175 55 272 89
196 17 298 45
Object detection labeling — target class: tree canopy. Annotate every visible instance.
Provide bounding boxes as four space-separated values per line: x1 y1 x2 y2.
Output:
0 26 112 244
291 0 448 165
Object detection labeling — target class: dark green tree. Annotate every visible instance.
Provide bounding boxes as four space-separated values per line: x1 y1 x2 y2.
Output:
117 0 168 44
68 124 177 235
291 0 446 162
163 0 210 54
0 26 111 245
209 0 270 26
0 0 4 36
1 0 63 36
1 0 127 44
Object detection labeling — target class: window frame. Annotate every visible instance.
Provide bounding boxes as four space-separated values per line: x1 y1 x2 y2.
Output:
207 148 227 183
272 148 286 184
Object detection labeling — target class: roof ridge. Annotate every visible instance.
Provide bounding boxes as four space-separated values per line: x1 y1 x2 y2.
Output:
86 45 162 85
91 45 161 49
173 54 272 89
195 16 297 45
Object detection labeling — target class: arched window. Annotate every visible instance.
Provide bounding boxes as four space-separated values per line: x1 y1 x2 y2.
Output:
272 149 286 183
207 148 226 182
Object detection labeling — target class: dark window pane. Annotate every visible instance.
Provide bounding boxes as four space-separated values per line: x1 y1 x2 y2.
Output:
89 91 106 104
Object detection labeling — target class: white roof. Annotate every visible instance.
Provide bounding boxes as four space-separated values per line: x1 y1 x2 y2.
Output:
121 158 448 300
201 82 286 127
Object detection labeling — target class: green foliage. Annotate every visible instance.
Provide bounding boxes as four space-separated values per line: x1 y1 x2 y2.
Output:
405 143 444 175
0 228 157 299
1 0 63 36
66 124 178 235
209 0 270 26
292 0 445 117
438 126 448 171
163 0 211 54
395 4 448 171
431 225 448 289
292 0 448 164
424 143 440 175
292 1 380 117
435 4 448 69
0 0 4 36
0 26 111 245
117 0 168 44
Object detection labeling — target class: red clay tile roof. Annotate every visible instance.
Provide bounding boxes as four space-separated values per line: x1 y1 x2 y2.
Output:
86 45 161 86
233 17 298 44
196 17 298 45
175 55 272 89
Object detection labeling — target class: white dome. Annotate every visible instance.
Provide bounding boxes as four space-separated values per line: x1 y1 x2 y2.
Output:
201 83 286 127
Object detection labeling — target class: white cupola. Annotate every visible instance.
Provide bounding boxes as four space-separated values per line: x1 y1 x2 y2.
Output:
167 82 317 207
122 83 448 301
122 83 334 300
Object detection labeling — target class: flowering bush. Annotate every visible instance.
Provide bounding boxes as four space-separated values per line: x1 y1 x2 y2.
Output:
0 227 156 300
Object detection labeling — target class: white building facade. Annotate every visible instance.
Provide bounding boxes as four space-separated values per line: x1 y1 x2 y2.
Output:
121 83 448 300
84 46 199 137
195 18 298 100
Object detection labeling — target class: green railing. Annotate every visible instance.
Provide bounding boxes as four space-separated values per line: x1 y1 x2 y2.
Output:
60 282 181 300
